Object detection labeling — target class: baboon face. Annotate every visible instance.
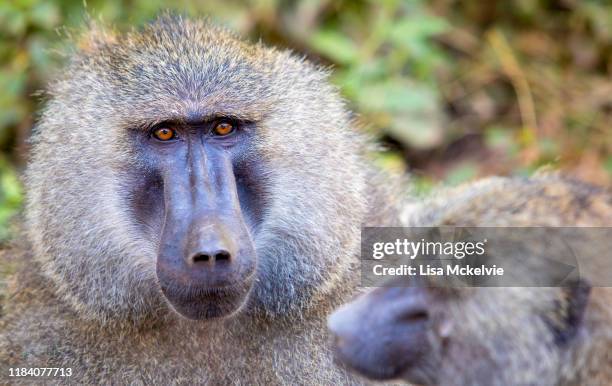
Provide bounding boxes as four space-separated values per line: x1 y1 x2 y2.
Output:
26 17 367 322
131 117 259 320
328 283 590 385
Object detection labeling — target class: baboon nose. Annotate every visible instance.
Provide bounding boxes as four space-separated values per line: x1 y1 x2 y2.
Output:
191 249 232 264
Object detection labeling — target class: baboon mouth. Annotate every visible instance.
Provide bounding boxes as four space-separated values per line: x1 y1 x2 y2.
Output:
159 277 254 320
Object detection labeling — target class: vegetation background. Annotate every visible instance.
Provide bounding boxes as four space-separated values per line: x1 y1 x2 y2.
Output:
0 0 610 241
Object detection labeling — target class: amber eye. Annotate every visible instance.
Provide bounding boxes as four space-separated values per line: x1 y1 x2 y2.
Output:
213 121 235 136
153 127 176 141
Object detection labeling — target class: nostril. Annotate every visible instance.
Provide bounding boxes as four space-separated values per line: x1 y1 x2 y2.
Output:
192 253 211 263
399 309 429 323
191 250 231 264
214 250 231 262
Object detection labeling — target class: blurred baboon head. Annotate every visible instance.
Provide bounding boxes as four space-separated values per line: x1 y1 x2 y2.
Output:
328 282 592 385
26 16 367 323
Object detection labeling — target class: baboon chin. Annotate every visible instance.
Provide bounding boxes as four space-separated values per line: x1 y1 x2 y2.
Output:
158 276 255 320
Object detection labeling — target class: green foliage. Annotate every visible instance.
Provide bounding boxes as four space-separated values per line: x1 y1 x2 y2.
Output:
445 162 478 187
0 157 22 242
0 0 610 238
309 1 449 149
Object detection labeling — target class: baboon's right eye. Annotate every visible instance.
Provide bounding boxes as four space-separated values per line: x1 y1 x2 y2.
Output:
152 127 176 141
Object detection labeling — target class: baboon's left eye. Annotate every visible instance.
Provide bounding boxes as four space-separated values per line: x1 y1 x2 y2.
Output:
213 121 235 136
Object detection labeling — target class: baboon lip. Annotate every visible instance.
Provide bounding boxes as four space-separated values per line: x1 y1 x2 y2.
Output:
158 276 254 320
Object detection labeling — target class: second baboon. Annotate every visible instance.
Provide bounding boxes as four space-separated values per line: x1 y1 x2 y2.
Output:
0 15 401 384
329 175 612 385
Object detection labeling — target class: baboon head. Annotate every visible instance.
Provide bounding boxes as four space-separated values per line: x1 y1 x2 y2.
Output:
26 15 367 323
328 282 591 385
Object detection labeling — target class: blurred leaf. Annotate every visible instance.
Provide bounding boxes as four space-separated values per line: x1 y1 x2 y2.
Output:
513 166 538 177
605 156 612 176
28 35 52 68
445 163 478 186
538 138 559 158
389 16 448 47
2 9 27 36
372 151 406 174
410 175 435 196
0 157 22 242
388 111 444 149
355 79 445 148
309 30 359 65
485 127 513 147
356 79 438 112
30 2 61 29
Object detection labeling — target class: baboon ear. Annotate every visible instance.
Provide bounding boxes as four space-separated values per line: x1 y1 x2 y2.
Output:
550 279 591 346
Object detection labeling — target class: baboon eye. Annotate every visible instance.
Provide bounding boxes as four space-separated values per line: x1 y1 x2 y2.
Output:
213 121 235 136
152 127 176 141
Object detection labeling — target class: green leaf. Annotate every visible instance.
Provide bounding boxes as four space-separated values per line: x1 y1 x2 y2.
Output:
372 151 406 174
389 16 449 47
355 79 438 112
30 2 61 30
445 163 478 186
387 110 444 149
309 30 359 65
604 156 612 176
0 158 22 242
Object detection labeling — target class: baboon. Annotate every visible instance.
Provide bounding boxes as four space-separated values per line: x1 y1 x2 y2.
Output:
329 175 612 385
0 15 401 384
